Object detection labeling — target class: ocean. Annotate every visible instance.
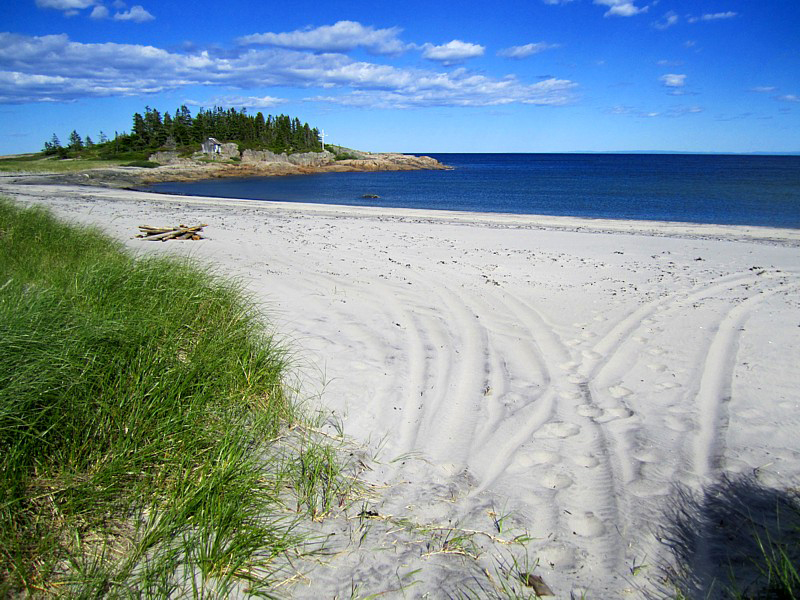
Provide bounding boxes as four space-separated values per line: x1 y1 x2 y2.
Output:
142 153 800 229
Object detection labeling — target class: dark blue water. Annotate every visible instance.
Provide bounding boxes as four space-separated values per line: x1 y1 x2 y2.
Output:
142 154 800 228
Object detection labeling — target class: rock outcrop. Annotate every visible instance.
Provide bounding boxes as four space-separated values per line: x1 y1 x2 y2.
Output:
241 149 336 167
27 148 453 188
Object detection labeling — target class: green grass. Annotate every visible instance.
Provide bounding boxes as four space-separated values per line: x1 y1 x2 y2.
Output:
0 154 128 173
334 152 361 161
0 199 350 596
658 475 800 600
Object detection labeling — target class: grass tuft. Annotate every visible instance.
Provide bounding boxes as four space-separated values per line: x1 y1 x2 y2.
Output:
0 198 341 596
656 474 800 600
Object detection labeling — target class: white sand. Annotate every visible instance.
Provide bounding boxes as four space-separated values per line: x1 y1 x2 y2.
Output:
4 182 800 598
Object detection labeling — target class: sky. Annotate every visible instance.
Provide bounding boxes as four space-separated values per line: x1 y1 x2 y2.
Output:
1 0 798 154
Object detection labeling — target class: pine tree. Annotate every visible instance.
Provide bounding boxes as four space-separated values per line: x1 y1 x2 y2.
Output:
68 130 84 150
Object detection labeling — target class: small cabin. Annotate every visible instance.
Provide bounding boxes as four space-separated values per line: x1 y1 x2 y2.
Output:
201 137 222 155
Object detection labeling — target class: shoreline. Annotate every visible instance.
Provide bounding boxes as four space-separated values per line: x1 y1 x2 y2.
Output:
3 182 800 597
3 180 800 245
0 150 451 188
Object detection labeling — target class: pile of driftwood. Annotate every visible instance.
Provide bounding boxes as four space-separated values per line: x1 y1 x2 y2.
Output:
136 224 208 241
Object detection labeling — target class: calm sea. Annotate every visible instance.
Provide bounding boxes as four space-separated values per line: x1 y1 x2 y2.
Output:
142 153 800 229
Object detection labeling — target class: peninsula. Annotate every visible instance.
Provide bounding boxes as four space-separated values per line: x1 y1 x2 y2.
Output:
2 105 449 188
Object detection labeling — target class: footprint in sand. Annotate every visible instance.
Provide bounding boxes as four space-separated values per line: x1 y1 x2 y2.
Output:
628 478 670 498
664 415 691 432
658 381 682 390
524 450 561 466
633 448 661 463
603 407 634 420
559 361 580 372
608 385 633 398
541 472 574 490
570 512 606 538
647 363 667 372
540 544 577 569
576 404 603 418
632 335 648 343
560 389 584 400
571 454 600 468
647 347 667 356
581 349 602 360
537 421 581 439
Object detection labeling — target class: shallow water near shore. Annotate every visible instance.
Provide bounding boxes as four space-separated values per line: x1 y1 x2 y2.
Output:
142 153 800 228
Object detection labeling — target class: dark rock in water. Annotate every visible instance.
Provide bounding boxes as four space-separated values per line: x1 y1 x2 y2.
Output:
361 194 380 199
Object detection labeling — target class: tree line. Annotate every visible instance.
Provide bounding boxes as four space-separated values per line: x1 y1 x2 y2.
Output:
43 105 323 159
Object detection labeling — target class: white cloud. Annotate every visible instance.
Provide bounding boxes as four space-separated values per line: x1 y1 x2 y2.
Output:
0 33 576 109
498 42 561 59
749 86 776 93
90 5 109 19
593 0 648 17
688 12 737 23
542 0 574 4
35 0 154 22
660 73 686 87
776 94 800 103
653 11 679 29
113 5 154 22
238 21 409 56
35 0 95 10
187 95 286 109
421 40 485 64
606 104 702 118
308 76 577 109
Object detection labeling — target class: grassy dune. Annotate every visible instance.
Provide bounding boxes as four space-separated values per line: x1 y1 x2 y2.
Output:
0 199 345 597
0 154 130 174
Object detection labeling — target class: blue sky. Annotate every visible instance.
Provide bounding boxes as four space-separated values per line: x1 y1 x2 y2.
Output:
1 0 798 154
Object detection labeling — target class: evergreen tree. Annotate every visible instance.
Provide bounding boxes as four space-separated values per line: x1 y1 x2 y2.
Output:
68 130 83 150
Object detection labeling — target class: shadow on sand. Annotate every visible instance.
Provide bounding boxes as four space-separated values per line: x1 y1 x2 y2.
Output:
654 473 800 599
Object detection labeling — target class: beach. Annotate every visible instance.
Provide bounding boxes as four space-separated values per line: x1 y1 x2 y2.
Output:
3 181 800 598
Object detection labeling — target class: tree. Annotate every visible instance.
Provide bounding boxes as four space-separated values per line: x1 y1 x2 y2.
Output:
43 133 61 156
68 130 83 151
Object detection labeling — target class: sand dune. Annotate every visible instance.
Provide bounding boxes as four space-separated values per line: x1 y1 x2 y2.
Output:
4 182 800 598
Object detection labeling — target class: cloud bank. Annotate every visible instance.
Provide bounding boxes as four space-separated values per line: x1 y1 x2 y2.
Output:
0 31 576 108
238 20 409 56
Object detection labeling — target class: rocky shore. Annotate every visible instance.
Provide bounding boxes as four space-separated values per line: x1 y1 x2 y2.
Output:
2 149 450 189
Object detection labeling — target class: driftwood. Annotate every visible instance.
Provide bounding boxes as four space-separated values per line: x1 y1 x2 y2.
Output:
136 224 208 241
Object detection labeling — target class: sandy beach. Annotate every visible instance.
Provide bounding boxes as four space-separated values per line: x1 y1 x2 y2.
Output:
3 181 800 598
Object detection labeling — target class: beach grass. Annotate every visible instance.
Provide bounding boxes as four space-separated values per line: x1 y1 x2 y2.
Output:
0 198 349 596
0 154 129 173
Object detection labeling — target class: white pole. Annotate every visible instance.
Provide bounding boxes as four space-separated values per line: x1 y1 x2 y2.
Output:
321 129 327 151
